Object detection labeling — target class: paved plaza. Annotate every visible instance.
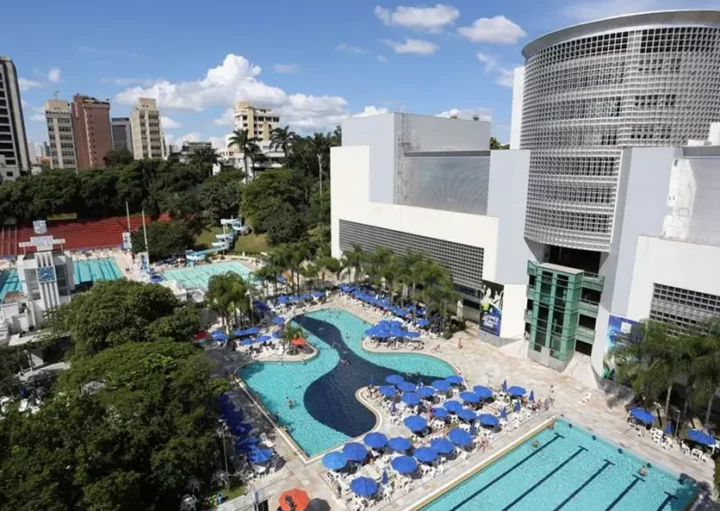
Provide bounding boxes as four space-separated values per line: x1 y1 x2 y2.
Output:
213 297 716 511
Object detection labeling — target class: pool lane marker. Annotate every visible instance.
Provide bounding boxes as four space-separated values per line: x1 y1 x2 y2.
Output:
502 445 588 511
604 475 644 511
553 459 614 510
446 432 564 511
654 491 678 511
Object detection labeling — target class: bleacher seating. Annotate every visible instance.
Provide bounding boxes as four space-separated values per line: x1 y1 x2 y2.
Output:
1 214 171 257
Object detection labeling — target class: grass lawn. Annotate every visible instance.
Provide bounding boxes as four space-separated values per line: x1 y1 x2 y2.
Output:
196 226 269 254
219 485 246 501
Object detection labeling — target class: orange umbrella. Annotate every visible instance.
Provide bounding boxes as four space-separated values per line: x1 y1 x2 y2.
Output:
279 488 310 511
290 338 307 346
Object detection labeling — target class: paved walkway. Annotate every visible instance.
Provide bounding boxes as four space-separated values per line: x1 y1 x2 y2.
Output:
214 297 716 510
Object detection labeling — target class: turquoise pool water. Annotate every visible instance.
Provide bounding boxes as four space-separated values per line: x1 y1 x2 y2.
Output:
0 269 21 301
422 419 698 511
162 261 254 290
238 308 455 456
74 258 122 284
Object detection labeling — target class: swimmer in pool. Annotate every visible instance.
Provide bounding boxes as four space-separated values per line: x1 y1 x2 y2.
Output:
286 397 295 409
532 440 540 449
639 465 647 476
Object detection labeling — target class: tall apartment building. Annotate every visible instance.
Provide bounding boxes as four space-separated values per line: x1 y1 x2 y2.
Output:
111 117 133 153
0 56 30 180
234 101 279 142
130 98 166 160
44 100 77 169
71 94 113 169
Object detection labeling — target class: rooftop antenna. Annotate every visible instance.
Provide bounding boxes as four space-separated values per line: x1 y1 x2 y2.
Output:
52 90 59 100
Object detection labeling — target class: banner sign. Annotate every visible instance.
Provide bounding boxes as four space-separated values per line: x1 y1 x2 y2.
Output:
479 279 504 336
603 314 640 379
122 231 132 250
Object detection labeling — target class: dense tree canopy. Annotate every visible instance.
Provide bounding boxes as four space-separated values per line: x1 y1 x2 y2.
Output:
239 169 303 232
131 220 195 261
49 280 200 358
200 171 243 223
104 148 134 167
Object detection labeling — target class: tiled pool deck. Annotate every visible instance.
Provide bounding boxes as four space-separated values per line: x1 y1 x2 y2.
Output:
214 297 716 511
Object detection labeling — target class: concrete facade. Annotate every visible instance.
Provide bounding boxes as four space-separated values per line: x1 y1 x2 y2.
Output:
111 117 133 153
71 94 113 169
0 56 30 180
130 98 166 160
234 101 279 142
45 100 77 169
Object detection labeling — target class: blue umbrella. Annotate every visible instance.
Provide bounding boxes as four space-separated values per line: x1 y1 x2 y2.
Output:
272 317 285 325
446 375 464 385
502 379 508 391
388 437 412 451
500 407 508 420
245 327 260 336
473 386 493 400
479 414 499 427
406 331 421 339
257 335 271 343
514 401 521 413
350 477 379 497
664 423 673 436
458 408 477 421
687 429 716 447
629 407 655 425
343 442 368 462
364 432 388 450
391 456 418 474
365 327 379 336
507 386 526 397
459 391 481 404
414 447 438 463
444 400 463 413
240 339 254 346
232 329 247 337
313 290 324 297
432 380 451 392
404 415 427 432
398 381 417 393
386 374 404 385
431 407 449 418
417 387 435 398
248 448 273 463
402 393 421 406
277 296 289 304
375 330 393 339
430 437 454 455
212 330 229 342
416 319 430 327
448 428 473 447
322 451 348 470
382 469 389 485
470 424 477 436
529 390 535 402
379 385 397 398
272 331 282 339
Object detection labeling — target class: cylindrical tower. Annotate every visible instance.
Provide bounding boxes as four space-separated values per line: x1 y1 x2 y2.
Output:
520 11 720 251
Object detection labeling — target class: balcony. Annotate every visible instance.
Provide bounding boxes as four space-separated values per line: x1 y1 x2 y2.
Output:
527 260 538 276
526 286 535 300
582 271 605 292
578 300 599 317
576 325 595 344
524 309 533 324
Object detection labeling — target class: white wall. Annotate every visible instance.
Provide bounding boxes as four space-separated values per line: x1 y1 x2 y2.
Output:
509 67 525 150
501 284 527 339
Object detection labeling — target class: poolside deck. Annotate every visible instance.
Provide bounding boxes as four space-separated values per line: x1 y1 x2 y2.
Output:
216 296 717 511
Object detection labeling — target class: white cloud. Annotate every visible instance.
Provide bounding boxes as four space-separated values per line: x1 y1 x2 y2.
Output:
457 16 526 44
436 107 492 121
377 55 388 63
353 106 389 118
47 67 61 83
208 136 226 149
496 69 515 88
165 132 200 148
273 63 301 74
18 78 42 91
103 77 160 86
161 116 182 129
383 38 438 55
374 4 460 32
476 52 497 73
336 43 368 55
476 53 516 88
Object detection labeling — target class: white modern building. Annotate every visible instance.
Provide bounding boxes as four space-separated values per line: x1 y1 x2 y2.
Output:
44 99 77 169
331 113 532 340
130 98 166 160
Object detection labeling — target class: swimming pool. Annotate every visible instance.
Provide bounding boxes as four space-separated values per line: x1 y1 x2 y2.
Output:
74 257 123 285
421 419 698 511
238 308 455 456
0 269 21 301
162 261 254 290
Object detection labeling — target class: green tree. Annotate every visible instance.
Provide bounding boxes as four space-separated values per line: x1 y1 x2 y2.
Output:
344 244 365 284
281 324 305 353
78 168 122 218
228 129 260 183
200 173 241 223
0 346 25 396
269 125 296 159
131 220 194 261
490 137 508 150
239 169 302 232
205 272 250 330
188 146 220 176
305 133 332 208
103 148 134 167
48 279 200 358
265 202 306 245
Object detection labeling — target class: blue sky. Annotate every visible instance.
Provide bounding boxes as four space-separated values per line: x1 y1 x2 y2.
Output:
6 0 718 147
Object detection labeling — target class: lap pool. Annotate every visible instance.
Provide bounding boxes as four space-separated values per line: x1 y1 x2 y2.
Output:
238 308 455 456
421 419 698 511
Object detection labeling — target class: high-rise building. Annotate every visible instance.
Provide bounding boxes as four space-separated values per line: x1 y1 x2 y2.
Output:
234 101 279 142
130 98 166 160
111 117 133 153
45 99 77 169
71 94 113 169
0 56 30 181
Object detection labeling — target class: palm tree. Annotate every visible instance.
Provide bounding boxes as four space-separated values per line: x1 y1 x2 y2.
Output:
300 263 319 292
206 272 249 330
365 247 393 290
695 318 720 424
188 146 220 177
344 244 365 284
306 133 331 208
269 126 296 159
399 251 426 304
281 324 305 354
254 265 277 298
228 129 260 183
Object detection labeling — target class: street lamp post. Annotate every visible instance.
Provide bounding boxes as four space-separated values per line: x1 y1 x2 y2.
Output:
217 421 229 487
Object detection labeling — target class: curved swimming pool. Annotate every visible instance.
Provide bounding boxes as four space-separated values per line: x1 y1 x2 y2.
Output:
238 307 455 456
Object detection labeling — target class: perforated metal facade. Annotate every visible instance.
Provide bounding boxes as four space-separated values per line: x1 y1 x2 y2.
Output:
650 283 720 332
338 220 484 290
520 11 720 251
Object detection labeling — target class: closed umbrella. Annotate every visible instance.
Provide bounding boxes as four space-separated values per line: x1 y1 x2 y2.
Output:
388 436 412 451
664 423 673 436
507 386 526 397
386 374 404 385
391 456 418 474
446 375 464 385
398 381 417 393
432 380 451 392
479 414 499 427
364 432 388 450
322 451 348 470
514 401 521 413
401 393 421 406
431 407 449 419
343 442 368 462
458 408 477 421
629 407 655 425
502 379 508 391
459 391 481 404
444 400 463 413
382 469 389 485
448 428 472 447
414 447 438 463
417 387 435 398
430 437 454 455
404 415 428 433
379 385 397 398
350 477 379 497
529 390 535 402
473 386 493 400
500 407 508 420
